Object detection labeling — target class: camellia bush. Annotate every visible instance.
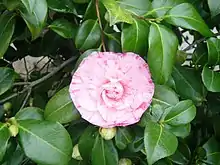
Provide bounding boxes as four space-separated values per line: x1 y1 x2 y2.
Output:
1 0 220 165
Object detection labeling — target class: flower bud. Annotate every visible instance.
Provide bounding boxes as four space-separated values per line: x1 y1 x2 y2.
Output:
119 158 132 165
3 102 12 111
9 125 19 137
99 127 117 140
72 144 83 161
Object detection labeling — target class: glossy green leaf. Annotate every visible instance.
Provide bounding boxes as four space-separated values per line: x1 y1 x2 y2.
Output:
6 146 24 165
49 19 77 39
172 66 206 105
169 141 191 165
73 0 89 3
69 159 88 165
0 12 15 58
44 86 80 124
148 23 178 84
164 100 196 125
2 0 20 10
115 127 134 150
0 123 10 162
0 67 15 95
202 136 220 165
128 127 144 152
74 49 99 71
208 0 220 17
84 0 106 20
121 19 149 56
164 3 213 37
18 120 72 165
100 0 133 26
202 66 220 92
153 85 179 109
75 20 101 50
67 122 88 145
144 121 178 165
117 0 151 16
150 0 187 17
78 126 98 160
92 135 118 165
20 0 36 13
0 138 17 164
47 0 76 13
15 107 44 121
19 0 47 40
165 124 191 138
207 37 220 65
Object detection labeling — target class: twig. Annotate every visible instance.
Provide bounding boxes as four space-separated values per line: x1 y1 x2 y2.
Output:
95 0 106 52
23 57 29 81
183 31 220 51
20 87 32 110
14 82 31 86
0 56 78 104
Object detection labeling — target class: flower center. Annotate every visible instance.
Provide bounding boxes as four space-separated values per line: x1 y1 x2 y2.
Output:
102 81 124 100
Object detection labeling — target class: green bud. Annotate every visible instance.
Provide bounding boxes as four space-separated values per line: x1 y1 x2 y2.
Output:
99 127 117 140
9 125 19 137
72 144 83 161
3 102 12 111
119 158 132 165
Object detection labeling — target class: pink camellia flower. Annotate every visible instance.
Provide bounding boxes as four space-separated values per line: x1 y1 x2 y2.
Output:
69 52 154 128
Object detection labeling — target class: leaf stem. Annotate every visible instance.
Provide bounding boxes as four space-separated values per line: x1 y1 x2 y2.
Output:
95 0 106 52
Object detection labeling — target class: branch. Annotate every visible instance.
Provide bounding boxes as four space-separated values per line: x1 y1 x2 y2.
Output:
95 0 106 52
0 56 78 104
183 31 220 51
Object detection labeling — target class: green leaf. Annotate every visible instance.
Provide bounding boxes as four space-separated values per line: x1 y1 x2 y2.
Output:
75 20 101 50
18 120 72 165
2 0 20 10
78 126 98 160
44 86 80 124
0 67 15 95
117 0 151 16
74 49 99 71
144 121 178 165
67 121 88 145
92 135 118 165
121 19 149 56
164 3 213 37
164 100 196 125
6 146 25 165
73 0 89 3
169 141 191 165
207 37 220 65
172 66 206 105
20 0 36 13
165 124 191 138
115 127 134 150
152 85 179 109
150 0 187 17
0 123 10 162
69 159 88 165
15 107 44 121
208 0 220 18
100 0 133 26
147 23 178 84
48 18 77 39
47 0 76 13
202 66 220 92
19 0 47 40
0 12 15 58
202 136 220 165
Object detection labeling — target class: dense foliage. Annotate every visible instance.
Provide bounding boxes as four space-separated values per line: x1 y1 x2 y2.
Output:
0 0 220 165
